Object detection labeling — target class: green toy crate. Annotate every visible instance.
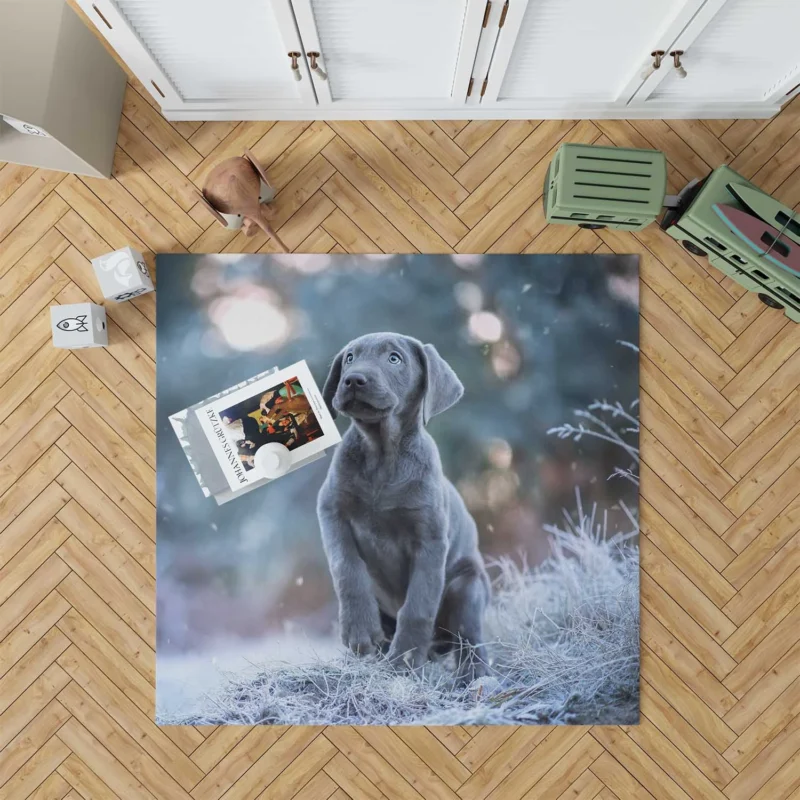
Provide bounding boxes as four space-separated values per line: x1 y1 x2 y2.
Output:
660 164 800 322
544 143 667 231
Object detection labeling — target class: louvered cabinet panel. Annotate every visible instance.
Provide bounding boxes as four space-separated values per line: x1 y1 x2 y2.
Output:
495 0 691 102
291 0 484 105
76 0 796 117
76 0 313 110
649 0 800 102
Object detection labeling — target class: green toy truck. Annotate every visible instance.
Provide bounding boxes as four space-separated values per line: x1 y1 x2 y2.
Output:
659 165 800 322
544 143 800 322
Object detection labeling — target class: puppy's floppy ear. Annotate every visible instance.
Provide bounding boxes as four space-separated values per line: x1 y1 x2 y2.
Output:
322 350 344 419
419 343 463 425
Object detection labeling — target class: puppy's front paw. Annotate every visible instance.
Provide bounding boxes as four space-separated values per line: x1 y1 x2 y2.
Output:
387 639 427 671
387 626 430 671
340 606 384 656
387 615 432 670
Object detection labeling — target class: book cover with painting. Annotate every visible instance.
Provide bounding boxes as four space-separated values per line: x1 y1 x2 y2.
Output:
194 360 340 492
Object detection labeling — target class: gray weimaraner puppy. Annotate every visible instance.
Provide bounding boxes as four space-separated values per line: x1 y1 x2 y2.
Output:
317 332 490 681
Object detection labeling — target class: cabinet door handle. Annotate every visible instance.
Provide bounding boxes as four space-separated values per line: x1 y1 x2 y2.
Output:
641 50 665 81
92 4 113 29
307 52 328 81
670 50 687 79
288 51 302 81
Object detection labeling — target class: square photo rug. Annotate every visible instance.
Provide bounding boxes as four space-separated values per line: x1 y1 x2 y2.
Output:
156 253 640 726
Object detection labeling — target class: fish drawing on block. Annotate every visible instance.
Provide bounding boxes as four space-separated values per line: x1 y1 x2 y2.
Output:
713 203 800 276
57 315 89 332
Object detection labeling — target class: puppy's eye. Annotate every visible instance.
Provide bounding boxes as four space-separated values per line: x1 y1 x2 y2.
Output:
388 353 402 364
345 353 354 364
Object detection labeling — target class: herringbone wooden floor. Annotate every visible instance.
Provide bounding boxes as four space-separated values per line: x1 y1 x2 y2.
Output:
2 60 800 799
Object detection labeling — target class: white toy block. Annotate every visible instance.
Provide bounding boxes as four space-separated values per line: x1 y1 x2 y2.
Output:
91 246 154 302
50 303 107 349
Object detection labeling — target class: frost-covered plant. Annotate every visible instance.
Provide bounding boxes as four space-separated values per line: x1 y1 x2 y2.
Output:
548 341 640 488
548 398 640 486
157 512 639 726
482 495 639 726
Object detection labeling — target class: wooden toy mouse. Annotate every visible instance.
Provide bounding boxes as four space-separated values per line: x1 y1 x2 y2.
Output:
198 149 288 252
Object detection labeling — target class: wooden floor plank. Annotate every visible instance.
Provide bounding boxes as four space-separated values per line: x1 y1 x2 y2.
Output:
641 537 736 644
0 265 69 351
322 751 385 800
121 85 202 176
116 115 202 212
641 500 735 608
0 518 72 611
0 446 69 535
364 120 468 210
0 228 68 317
724 545 800 629
187 121 275 187
640 356 736 463
322 137 449 253
0 481 70 566
55 356 155 468
621 719 727 800
189 726 287 800
641 615 738 722
322 172 416 254
0 733 70 800
56 393 154 502
0 193 69 278
454 119 582 233
328 121 467 247
0 163 37 206
0 170 66 244
399 121 469 175
57 648 203 791
265 121 336 192
723 649 800 734
111 147 203 248
56 571 155 684
641 391 735 500
0 698 71 788
55 427 154 537
722 388 800 479
56 501 154 610
639 681 737 790
187 122 239 158
55 535 153 645
56 719 157 800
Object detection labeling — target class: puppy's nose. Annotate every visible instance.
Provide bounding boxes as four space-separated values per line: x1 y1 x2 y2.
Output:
344 373 368 388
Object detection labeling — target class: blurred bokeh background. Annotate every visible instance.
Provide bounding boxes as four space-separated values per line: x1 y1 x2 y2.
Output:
156 253 639 713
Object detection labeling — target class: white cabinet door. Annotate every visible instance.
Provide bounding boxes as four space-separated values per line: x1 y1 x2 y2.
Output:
289 0 486 109
76 0 316 112
479 0 706 111
632 0 800 109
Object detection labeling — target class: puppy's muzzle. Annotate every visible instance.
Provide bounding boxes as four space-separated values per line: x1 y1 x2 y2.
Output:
335 371 394 416
343 373 368 389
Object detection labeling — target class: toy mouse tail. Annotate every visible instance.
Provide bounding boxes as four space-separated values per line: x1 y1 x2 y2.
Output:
255 212 289 253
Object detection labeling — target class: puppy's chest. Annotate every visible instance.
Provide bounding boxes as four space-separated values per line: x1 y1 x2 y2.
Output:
350 509 418 604
345 482 426 558
347 485 422 533
344 466 416 512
